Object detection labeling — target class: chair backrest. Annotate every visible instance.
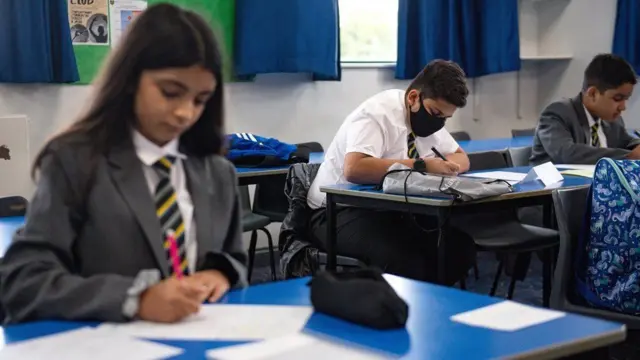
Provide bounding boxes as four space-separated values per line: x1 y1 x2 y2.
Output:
511 128 535 138
450 131 471 142
467 150 509 171
507 146 532 167
253 142 324 222
0 196 28 217
551 187 589 308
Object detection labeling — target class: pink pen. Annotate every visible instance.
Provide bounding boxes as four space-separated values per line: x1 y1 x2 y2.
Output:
166 230 183 279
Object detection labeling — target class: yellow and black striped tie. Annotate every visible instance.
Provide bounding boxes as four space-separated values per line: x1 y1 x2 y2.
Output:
591 120 601 148
153 156 189 277
407 132 419 159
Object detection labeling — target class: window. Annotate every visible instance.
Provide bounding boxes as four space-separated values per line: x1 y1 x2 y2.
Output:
339 0 398 63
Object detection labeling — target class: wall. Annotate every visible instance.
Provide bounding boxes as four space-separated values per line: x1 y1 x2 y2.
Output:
536 0 639 126
0 0 617 249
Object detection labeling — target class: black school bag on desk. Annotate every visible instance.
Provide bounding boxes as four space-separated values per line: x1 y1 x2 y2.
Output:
309 268 409 329
225 133 309 167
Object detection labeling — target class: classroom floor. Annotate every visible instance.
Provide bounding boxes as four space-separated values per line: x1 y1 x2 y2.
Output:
250 251 544 306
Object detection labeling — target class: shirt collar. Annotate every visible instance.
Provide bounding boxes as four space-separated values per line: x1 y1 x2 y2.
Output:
583 105 600 127
132 130 185 167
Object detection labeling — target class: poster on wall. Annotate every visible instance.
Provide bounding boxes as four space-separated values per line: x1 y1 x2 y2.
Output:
68 0 110 45
0 116 31 199
109 0 147 47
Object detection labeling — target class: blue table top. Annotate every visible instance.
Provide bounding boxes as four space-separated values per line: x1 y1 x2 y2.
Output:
321 166 593 204
0 275 624 359
457 136 533 153
235 152 324 175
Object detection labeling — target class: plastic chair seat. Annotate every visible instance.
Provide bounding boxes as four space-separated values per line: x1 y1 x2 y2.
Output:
472 221 559 252
242 212 271 232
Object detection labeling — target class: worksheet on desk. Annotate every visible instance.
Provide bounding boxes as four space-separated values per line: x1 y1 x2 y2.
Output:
206 332 392 360
0 327 182 360
460 171 527 185
97 304 314 341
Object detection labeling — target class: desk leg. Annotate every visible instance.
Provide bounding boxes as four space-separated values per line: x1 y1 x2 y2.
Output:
542 200 554 307
437 208 449 284
325 194 337 271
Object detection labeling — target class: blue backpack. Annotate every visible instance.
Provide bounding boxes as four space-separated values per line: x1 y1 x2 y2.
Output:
576 158 640 314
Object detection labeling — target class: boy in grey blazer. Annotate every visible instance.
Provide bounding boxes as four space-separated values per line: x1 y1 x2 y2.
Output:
531 54 640 165
0 4 247 324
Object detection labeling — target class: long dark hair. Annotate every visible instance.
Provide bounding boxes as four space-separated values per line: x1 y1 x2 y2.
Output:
32 3 225 178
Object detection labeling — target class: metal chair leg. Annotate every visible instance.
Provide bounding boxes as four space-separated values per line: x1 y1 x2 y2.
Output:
490 260 504 297
542 248 553 307
507 275 518 299
459 277 466 290
247 230 258 282
259 227 277 281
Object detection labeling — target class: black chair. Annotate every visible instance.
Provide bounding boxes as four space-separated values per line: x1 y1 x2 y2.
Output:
456 151 558 305
511 128 535 138
252 142 324 222
450 131 471 142
240 186 276 282
279 162 365 278
552 187 640 329
0 196 27 217
507 146 532 167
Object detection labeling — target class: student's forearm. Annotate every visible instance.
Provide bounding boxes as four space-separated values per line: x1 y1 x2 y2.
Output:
344 157 415 184
446 153 470 173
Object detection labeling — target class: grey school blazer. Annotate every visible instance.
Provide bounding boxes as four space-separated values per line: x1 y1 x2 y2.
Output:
530 93 640 165
0 138 247 324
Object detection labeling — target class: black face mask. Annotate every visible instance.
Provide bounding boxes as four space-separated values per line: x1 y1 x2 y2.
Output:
409 99 446 137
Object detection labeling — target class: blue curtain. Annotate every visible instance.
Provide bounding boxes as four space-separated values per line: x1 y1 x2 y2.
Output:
613 0 640 74
0 0 79 83
234 0 341 80
396 0 521 79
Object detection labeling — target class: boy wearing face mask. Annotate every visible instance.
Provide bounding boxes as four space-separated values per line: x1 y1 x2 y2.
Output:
306 59 475 284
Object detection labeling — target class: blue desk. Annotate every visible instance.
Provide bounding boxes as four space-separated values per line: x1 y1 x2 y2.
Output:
0 217 23 256
236 152 324 186
0 275 625 359
458 136 533 153
320 169 593 285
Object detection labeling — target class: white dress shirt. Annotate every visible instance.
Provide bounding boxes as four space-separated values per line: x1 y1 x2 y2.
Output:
584 105 607 148
307 89 460 209
132 131 197 274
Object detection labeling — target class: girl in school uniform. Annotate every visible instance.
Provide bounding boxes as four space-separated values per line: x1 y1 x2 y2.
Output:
0 3 247 324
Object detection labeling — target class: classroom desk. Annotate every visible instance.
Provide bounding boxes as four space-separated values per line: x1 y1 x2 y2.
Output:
320 167 593 284
0 275 625 359
235 152 324 186
457 136 533 153
0 216 23 256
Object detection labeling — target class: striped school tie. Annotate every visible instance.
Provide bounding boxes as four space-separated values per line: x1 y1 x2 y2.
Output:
591 120 601 148
153 156 189 277
407 132 419 159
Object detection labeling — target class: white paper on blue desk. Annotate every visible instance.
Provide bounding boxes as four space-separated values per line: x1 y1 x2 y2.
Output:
461 171 527 184
450 300 566 331
0 327 183 360
98 304 314 341
206 332 392 360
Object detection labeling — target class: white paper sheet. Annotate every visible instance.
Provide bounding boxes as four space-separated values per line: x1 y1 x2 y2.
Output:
206 333 392 360
109 0 147 47
450 300 566 331
98 304 313 341
522 161 564 186
462 171 527 184
0 327 182 360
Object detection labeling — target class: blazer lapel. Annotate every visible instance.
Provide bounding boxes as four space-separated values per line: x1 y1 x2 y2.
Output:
107 141 169 277
570 93 591 144
183 157 218 262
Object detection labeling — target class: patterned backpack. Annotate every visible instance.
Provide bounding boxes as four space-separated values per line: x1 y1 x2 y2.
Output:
576 158 640 314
